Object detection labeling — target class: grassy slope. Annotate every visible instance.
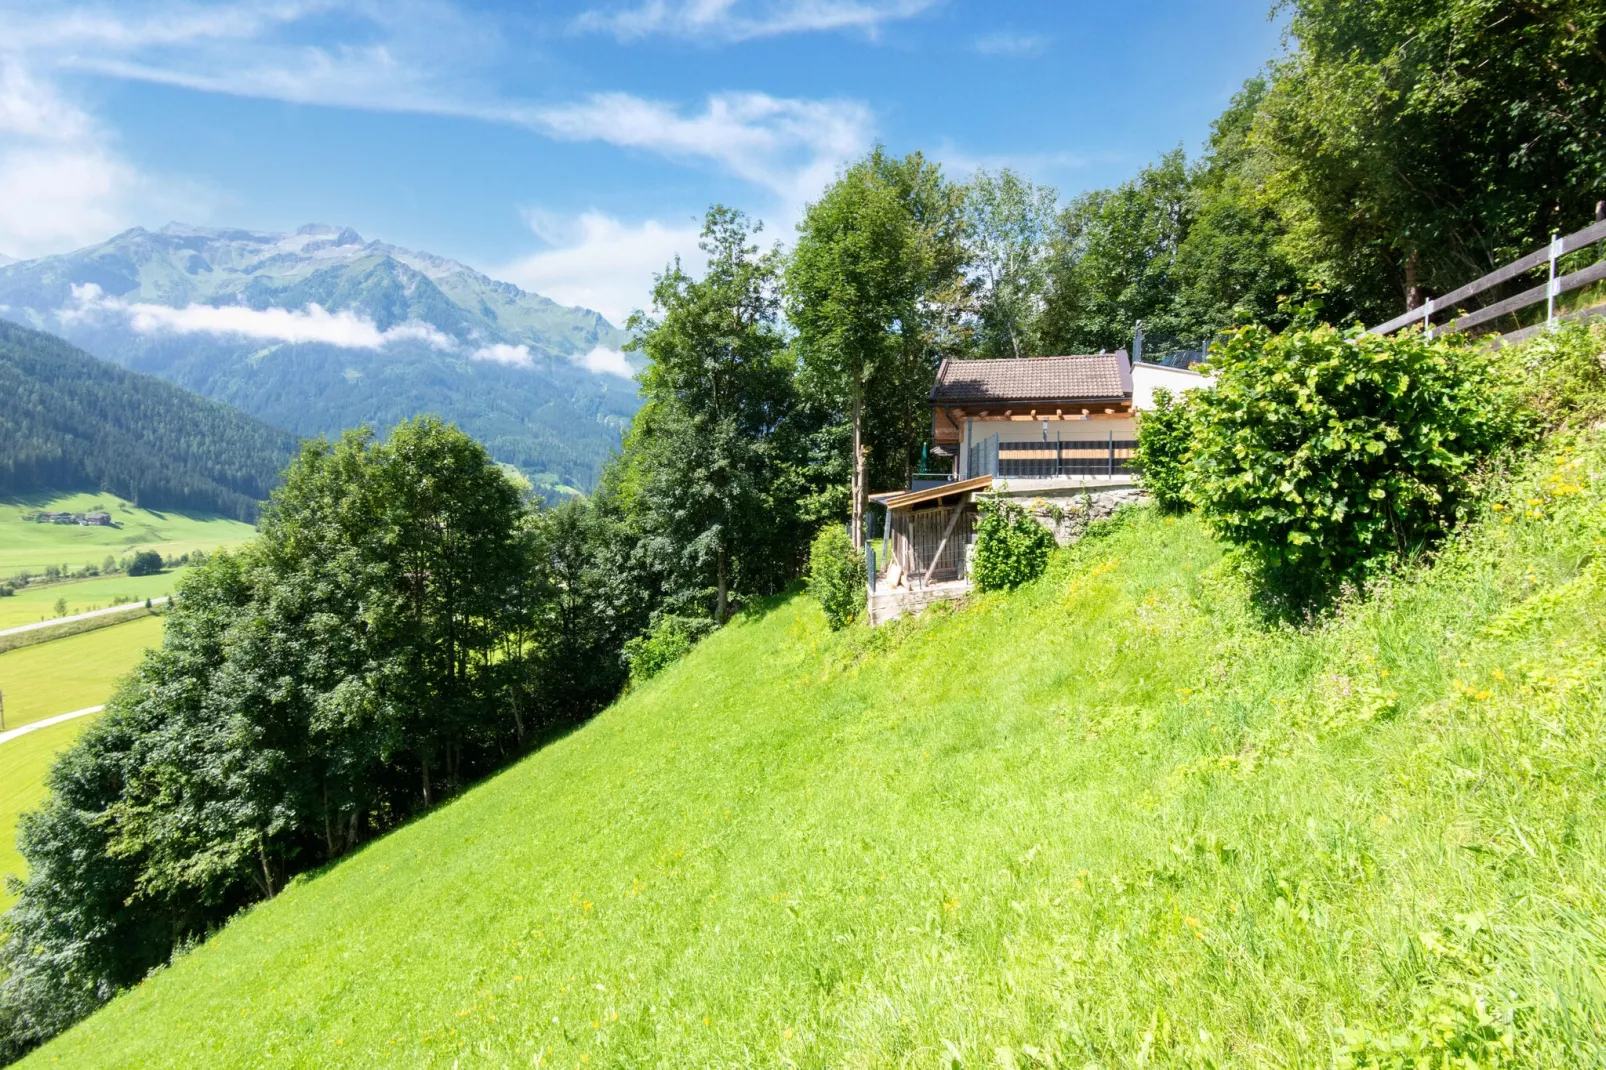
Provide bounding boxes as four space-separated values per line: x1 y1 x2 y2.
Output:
0 570 187 630
25 435 1606 1067
0 492 256 576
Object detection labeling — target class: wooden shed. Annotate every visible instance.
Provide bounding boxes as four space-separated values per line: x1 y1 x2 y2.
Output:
871 475 994 588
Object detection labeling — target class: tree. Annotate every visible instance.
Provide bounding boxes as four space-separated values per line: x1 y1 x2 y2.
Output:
126 550 163 576
962 168 1059 357
787 149 962 546
1037 150 1194 355
625 208 793 622
1255 0 1606 323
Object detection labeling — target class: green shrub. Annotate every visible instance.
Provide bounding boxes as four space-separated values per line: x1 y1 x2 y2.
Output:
1186 323 1524 602
1135 386 1193 512
807 525 865 630
126 550 164 577
623 615 717 684
1493 318 1606 429
971 498 1055 591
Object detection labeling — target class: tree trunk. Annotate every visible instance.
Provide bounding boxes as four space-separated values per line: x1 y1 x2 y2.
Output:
715 546 729 623
850 387 866 549
258 834 276 899
1404 248 1422 311
422 755 433 808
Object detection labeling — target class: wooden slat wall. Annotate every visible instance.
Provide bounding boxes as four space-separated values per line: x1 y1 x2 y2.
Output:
889 505 976 583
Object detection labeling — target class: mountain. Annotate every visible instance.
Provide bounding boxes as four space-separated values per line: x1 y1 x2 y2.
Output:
0 224 641 495
0 320 298 521
0 255 15 267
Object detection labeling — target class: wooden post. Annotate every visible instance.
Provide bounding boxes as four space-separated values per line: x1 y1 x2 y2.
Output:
1107 430 1114 477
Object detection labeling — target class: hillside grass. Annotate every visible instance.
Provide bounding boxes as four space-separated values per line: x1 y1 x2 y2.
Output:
0 720 91 913
0 570 186 631
0 493 255 576
22 432 1606 1067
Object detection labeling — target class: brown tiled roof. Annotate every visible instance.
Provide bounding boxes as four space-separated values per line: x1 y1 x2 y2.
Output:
931 352 1132 404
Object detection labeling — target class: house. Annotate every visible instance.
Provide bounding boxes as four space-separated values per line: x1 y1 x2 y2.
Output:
866 351 1211 625
83 512 113 526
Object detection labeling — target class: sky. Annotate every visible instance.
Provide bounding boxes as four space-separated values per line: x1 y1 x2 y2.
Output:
0 0 1287 327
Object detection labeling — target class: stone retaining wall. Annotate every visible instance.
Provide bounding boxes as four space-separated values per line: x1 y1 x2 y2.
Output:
990 483 1148 546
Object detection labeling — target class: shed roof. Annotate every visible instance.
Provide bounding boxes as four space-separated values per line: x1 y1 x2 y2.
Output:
931 352 1132 405
875 474 995 511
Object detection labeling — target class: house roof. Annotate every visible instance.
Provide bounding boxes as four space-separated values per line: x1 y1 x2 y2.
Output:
930 352 1133 405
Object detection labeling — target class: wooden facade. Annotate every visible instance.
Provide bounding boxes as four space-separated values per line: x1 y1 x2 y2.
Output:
873 475 992 588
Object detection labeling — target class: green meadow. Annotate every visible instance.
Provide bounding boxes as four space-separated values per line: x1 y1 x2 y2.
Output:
24 431 1606 1067
0 492 256 577
0 571 187 631
0 719 93 912
0 616 166 909
0 616 164 732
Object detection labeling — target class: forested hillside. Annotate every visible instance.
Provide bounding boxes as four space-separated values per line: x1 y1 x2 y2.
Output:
0 321 297 520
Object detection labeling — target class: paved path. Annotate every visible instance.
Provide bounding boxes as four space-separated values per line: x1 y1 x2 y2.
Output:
0 597 167 640
0 706 105 746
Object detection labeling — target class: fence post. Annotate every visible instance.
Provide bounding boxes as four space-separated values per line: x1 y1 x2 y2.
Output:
866 544 876 594
1108 429 1114 477
1548 232 1563 324
1423 296 1435 340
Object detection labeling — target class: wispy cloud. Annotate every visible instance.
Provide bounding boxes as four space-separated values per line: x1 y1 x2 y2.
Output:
573 0 940 43
497 211 705 329
65 282 458 350
65 282 639 379
513 92 870 206
973 31 1050 57
0 59 211 258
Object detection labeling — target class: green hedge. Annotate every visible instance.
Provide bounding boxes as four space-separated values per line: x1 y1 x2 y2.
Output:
807 526 865 630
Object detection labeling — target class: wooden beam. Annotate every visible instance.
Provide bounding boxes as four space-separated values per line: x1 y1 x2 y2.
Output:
921 502 968 586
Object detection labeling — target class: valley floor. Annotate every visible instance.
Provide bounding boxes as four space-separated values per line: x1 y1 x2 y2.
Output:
22 432 1606 1067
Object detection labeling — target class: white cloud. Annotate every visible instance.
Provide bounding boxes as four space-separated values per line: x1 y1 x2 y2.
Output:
573 0 940 43
0 59 194 259
496 211 705 329
575 345 635 379
66 283 457 350
513 91 871 208
973 31 1050 57
472 342 533 366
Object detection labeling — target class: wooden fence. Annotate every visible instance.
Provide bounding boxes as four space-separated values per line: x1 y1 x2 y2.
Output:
1370 217 1606 341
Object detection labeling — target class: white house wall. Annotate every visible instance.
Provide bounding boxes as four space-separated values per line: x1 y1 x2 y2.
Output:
1131 362 1212 410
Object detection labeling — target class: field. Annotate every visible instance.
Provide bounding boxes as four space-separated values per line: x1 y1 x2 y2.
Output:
0 718 94 912
0 491 257 577
0 615 164 732
0 570 188 631
22 431 1606 1067
0 616 166 910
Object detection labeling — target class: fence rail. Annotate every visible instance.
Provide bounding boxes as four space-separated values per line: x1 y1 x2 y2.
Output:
1371 217 1606 339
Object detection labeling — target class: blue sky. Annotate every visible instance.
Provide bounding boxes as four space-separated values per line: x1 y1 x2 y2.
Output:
0 0 1285 324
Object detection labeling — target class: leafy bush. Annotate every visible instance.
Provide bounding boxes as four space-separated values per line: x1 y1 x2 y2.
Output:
971 498 1055 591
126 550 164 577
623 615 717 683
807 525 865 630
1135 386 1193 512
1186 323 1524 601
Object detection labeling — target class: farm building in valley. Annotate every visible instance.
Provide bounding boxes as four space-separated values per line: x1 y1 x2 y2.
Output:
868 352 1209 624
